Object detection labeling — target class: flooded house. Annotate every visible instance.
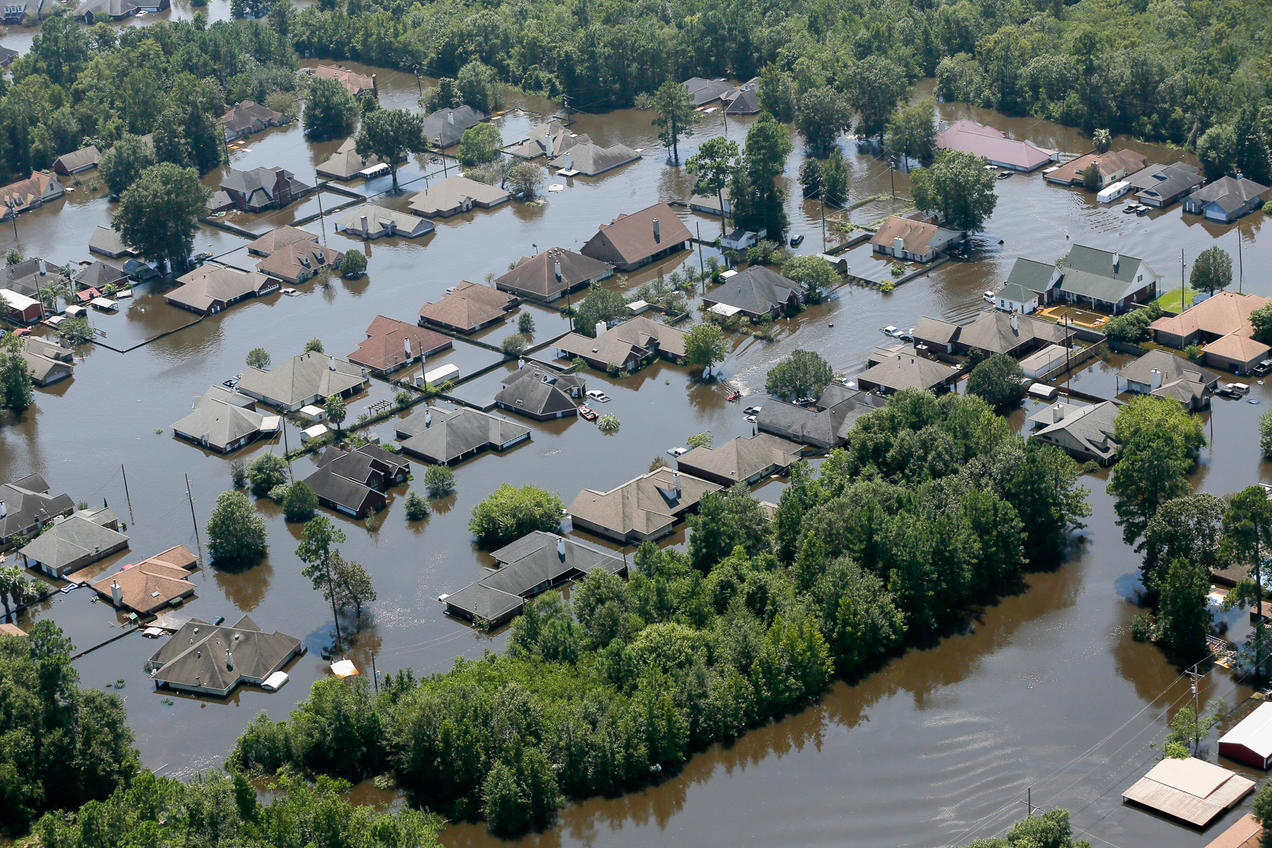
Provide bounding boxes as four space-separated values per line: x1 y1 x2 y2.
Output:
1128 161 1205 208
334 203 435 239
1183 175 1270 223
145 615 304 698
442 532 626 627
1122 757 1253 828
220 101 287 142
508 120 587 160
407 176 510 218
312 65 377 99
494 363 585 420
581 203 692 272
303 445 409 518
245 226 318 257
235 352 368 412
72 260 128 292
855 351 961 395
19 509 129 578
164 264 279 315
0 171 62 215
494 247 614 303
213 167 312 213
554 315 687 372
1027 400 1121 465
0 473 73 547
394 405 531 465
51 145 100 176
0 289 42 323
171 386 279 453
914 309 1072 360
315 138 388 181
934 119 1057 172
1149 291 1272 373
417 281 517 333
88 225 136 259
89 545 199 618
421 105 485 148
702 265 805 321
347 315 451 376
1036 245 1160 314
549 141 640 177
1044 149 1148 189
756 384 882 450
1117 349 1219 410
682 77 734 107
569 467 721 544
255 240 342 285
870 215 961 263
19 336 74 386
675 433 802 487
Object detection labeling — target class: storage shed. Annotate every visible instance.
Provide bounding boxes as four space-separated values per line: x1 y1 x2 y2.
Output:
1122 756 1254 828
1219 702 1272 769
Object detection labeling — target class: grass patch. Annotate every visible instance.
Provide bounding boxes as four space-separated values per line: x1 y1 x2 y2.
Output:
1154 286 1200 313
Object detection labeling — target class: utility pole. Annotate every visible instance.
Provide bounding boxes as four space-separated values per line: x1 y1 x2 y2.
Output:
1026 787 1035 819
1238 230 1244 294
820 197 827 253
370 650 380 693
695 221 705 278
1180 249 1185 311
185 474 203 564
120 464 134 522
316 189 327 247
1185 665 1203 754
282 419 293 482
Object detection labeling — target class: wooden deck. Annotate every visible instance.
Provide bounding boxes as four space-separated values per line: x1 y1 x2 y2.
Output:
1123 757 1255 828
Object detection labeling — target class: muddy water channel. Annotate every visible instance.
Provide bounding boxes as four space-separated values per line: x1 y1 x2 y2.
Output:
3 57 1271 844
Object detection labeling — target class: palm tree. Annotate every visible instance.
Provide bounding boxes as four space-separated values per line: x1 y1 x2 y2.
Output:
1093 128 1111 153
0 564 33 619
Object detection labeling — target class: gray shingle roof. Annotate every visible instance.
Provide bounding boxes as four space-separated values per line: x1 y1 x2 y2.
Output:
569 467 721 541
172 389 269 451
407 176 510 217
1189 176 1270 215
676 433 802 484
703 266 803 318
236 352 367 410
1058 245 1154 305
1029 400 1120 463
495 365 583 418
955 310 1071 356
856 353 960 393
422 106 486 148
395 406 530 464
0 474 73 541
19 515 128 572
549 142 639 176
756 385 881 449
146 615 301 696
494 248 613 299
1005 257 1057 294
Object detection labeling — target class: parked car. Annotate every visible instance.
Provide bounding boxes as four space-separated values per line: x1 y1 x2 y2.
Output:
881 325 902 338
789 234 804 248
667 447 688 457
743 405 762 415
1254 359 1272 376
585 390 610 402
1227 382 1250 396
983 290 996 303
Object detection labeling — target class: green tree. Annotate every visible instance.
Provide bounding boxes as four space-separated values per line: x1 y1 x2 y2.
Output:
0 562 34 619
356 108 427 192
469 484 563 548
324 394 347 431
245 347 271 369
732 112 793 237
1107 396 1205 547
302 76 358 141
338 249 366 278
1253 303 1272 344
1164 700 1222 757
506 162 544 199
1261 408 1272 459
688 488 771 571
966 353 1029 410
1157 557 1210 662
796 86 850 157
424 464 455 497
910 149 998 232
572 283 626 334
282 480 318 523
686 136 740 241
884 98 937 168
304 338 324 353
247 452 288 497
297 515 347 641
111 162 210 274
423 77 462 112
848 56 909 139
502 334 528 356
1190 246 1233 295
0 335 34 414
58 316 93 345
637 79 700 165
404 491 430 520
1223 487 1272 678
456 60 503 113
458 123 502 165
782 256 837 303
1253 780 1272 838
799 158 822 199
327 551 376 622
821 148 848 206
1142 493 1228 601
757 64 797 122
98 133 154 197
765 349 833 400
207 490 267 566
1197 123 1237 181
686 431 712 449
684 322 728 378
1093 128 1111 153
518 311 535 335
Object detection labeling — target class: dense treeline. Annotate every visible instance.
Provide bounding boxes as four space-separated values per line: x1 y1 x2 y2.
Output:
274 0 1272 146
231 389 1089 835
0 15 296 180
0 623 440 846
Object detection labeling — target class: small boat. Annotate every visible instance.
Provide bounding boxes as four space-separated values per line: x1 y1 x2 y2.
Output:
997 170 1013 179
727 390 741 402
578 404 597 420
789 234 804 248
281 287 299 296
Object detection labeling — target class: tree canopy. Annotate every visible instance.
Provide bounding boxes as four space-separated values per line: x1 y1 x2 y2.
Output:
303 75 358 141
1190 246 1233 295
111 162 210 274
765 349 833 401
356 108 427 192
1107 396 1205 548
638 80 699 165
910 149 998 232
469 484 564 548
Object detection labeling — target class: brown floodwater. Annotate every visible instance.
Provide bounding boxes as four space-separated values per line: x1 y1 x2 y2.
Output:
3 56 1272 845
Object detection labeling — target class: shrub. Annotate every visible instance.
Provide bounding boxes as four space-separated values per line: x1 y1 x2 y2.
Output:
502 334 528 356
404 492 430 520
230 459 247 490
596 413 620 433
424 465 456 497
207 490 267 566
282 481 318 522
248 453 288 497
1183 344 1203 361
268 483 289 503
339 249 367 278
469 484 564 548
1102 303 1162 344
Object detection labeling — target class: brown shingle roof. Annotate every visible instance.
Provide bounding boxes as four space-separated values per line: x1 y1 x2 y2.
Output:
870 216 960 253
246 226 318 256
418 281 516 332
1047 149 1147 184
494 248 613 299
348 315 452 373
581 203 693 266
